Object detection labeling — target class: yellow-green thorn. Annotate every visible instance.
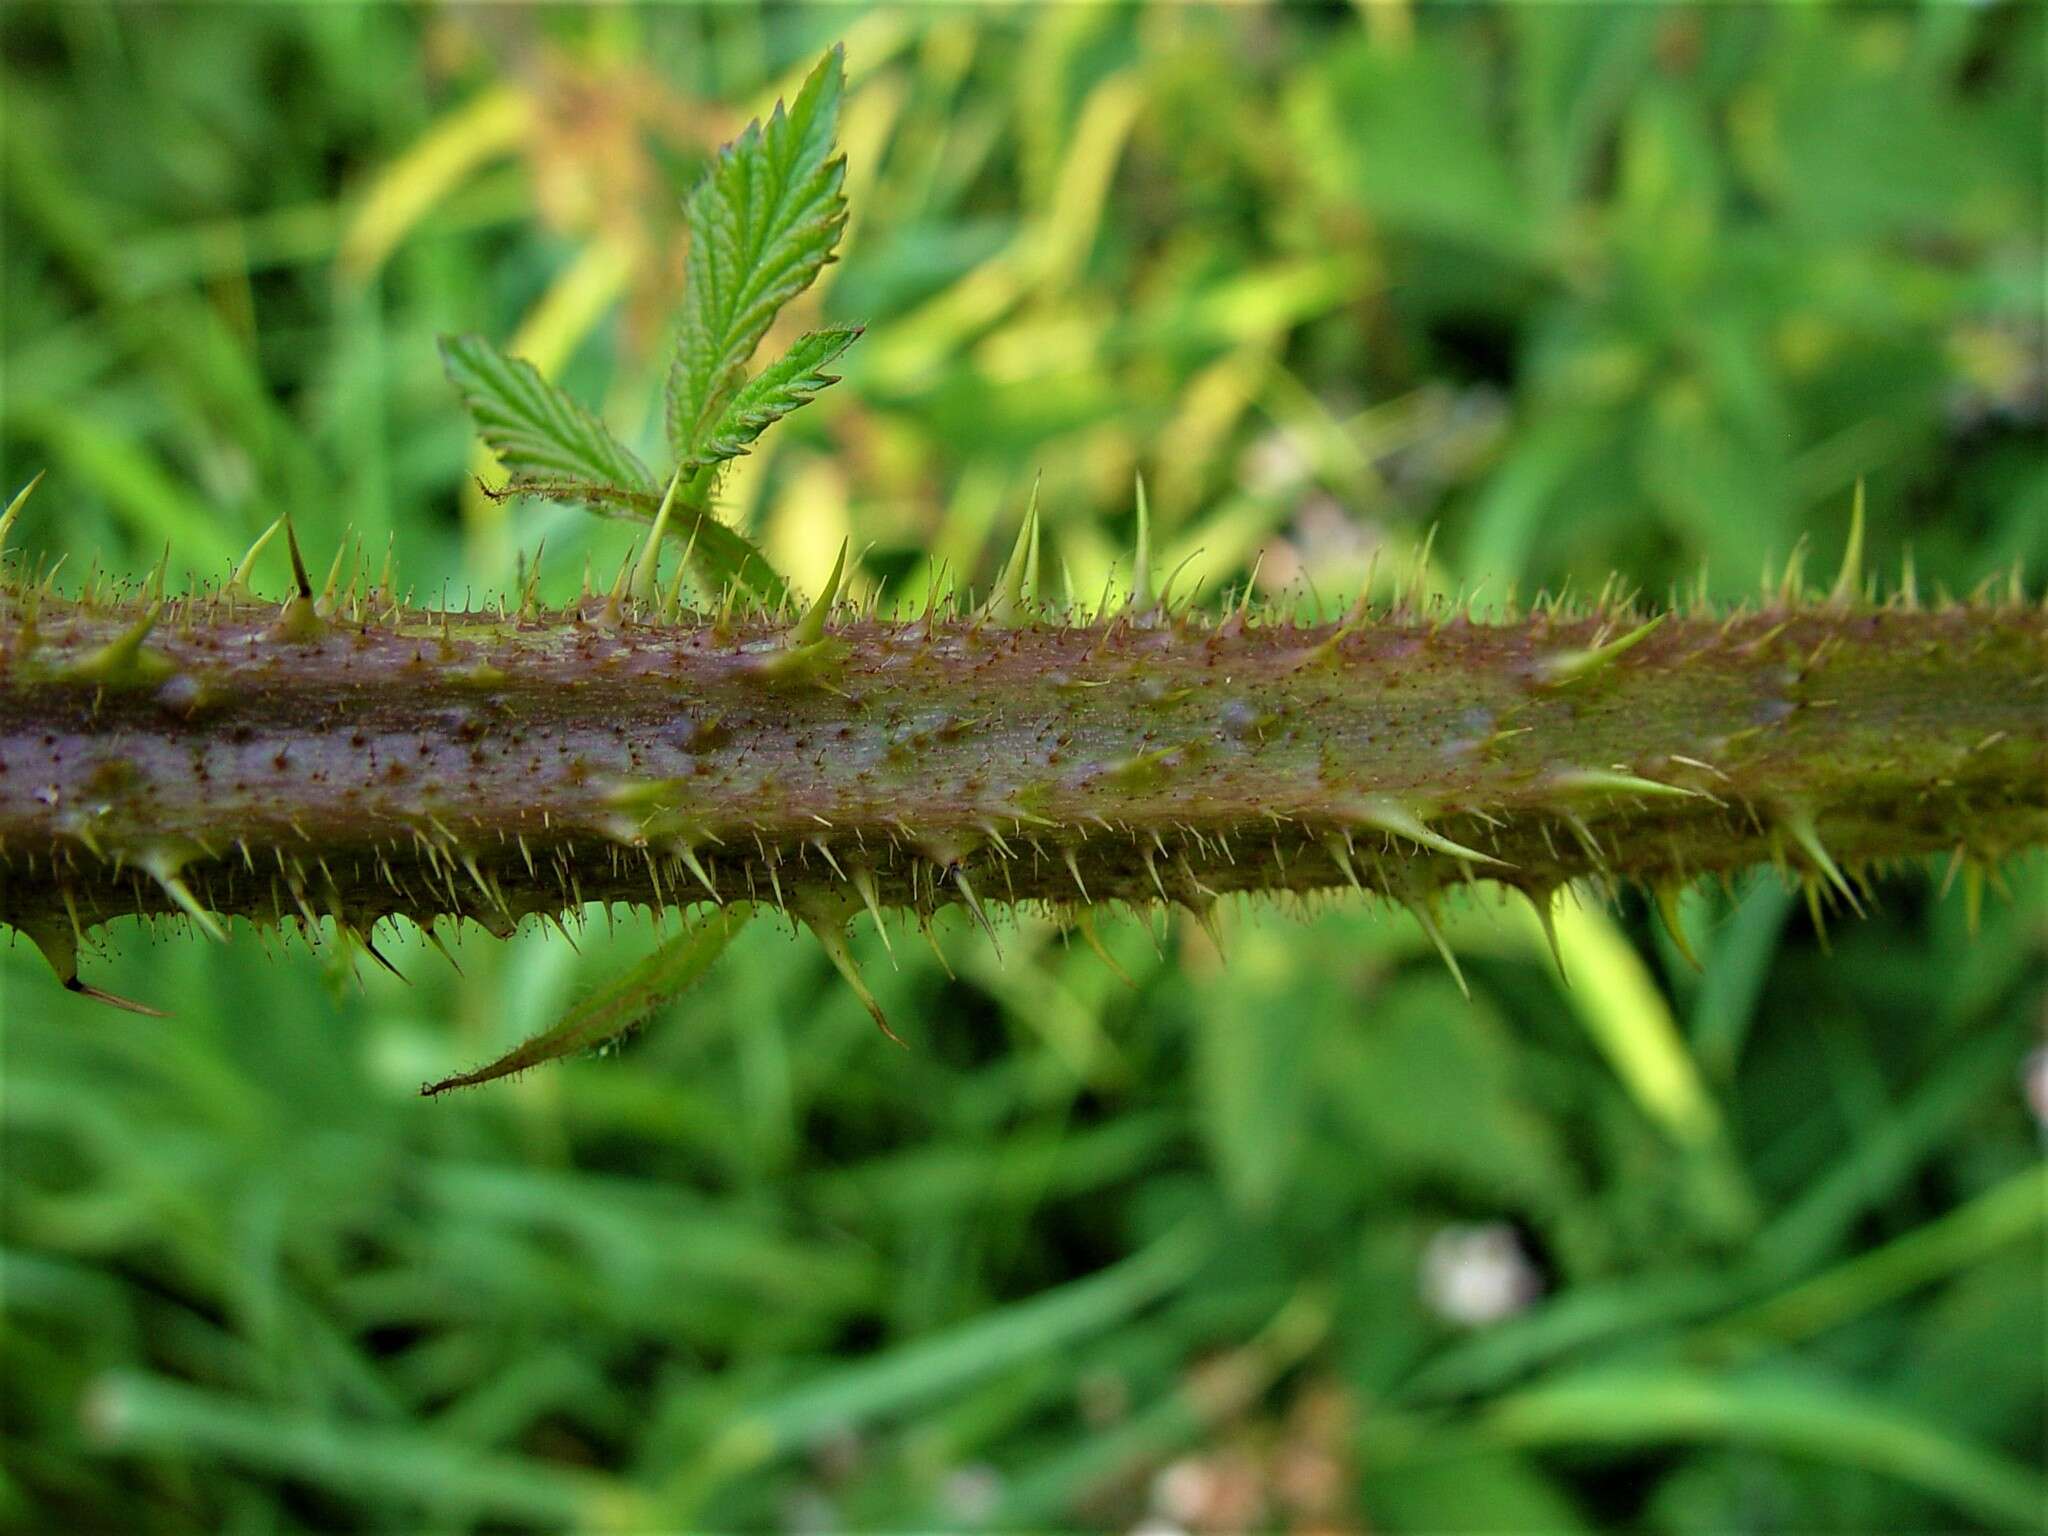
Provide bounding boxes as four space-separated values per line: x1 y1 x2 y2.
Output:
317 528 353 614
848 866 894 961
1405 894 1469 999
60 602 175 687
1072 907 1132 988
1346 795 1510 869
983 477 1040 626
1778 806 1862 916
1828 479 1866 610
674 843 720 900
144 543 171 606
1127 472 1154 615
1062 847 1090 903
630 469 684 606
141 848 228 943
1182 895 1225 958
0 469 47 562
1653 880 1701 971
1549 767 1702 801
228 517 284 598
519 538 547 619
1534 612 1668 687
1323 834 1364 892
798 899 902 1046
1518 884 1566 982
792 539 849 649
951 867 1002 959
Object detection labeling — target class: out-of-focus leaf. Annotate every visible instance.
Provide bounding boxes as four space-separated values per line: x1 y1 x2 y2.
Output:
1484 1365 2048 1530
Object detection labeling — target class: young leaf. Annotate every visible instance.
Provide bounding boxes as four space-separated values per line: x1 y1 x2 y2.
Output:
444 334 789 605
667 46 848 469
421 905 753 1095
695 323 863 468
439 333 654 496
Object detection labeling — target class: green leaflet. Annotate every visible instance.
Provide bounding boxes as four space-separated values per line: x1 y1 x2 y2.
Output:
438 333 653 497
666 47 849 470
693 323 863 469
439 50 865 614
422 905 753 1095
438 341 789 607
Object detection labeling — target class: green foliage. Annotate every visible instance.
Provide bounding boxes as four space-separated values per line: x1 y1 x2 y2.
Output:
438 49 863 606
703 320 863 469
1 7 2043 1535
438 332 654 501
667 46 851 473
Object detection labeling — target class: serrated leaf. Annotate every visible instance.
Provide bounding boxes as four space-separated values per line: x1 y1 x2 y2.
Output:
667 46 848 468
692 323 862 468
439 333 653 496
443 333 789 606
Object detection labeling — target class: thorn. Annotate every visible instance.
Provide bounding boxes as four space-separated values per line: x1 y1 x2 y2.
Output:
1062 846 1090 903
18 918 165 1015
1533 612 1668 687
848 866 894 960
1405 894 1468 999
140 848 228 943
1778 805 1863 916
1345 796 1511 868
798 898 903 1046
1548 767 1702 801
421 921 464 975
983 476 1040 626
282 513 314 599
274 515 323 641
598 541 634 627
0 469 47 562
630 469 684 605
1519 884 1567 982
1182 896 1226 959
1127 472 1154 616
66 974 172 1016
58 602 174 687
952 867 1001 960
1802 876 1832 952
1141 844 1170 903
1653 880 1701 971
1323 833 1365 892
917 911 954 978
1828 479 1865 610
793 538 849 649
356 931 409 982
1073 906 1132 987
519 538 546 619
810 836 847 881
317 528 353 614
144 543 171 606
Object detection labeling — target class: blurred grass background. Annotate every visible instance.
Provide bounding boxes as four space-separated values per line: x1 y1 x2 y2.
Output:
2 3 2044 1531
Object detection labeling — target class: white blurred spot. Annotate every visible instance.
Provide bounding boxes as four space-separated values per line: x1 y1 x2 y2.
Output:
941 1463 1002 1523
1152 1457 1215 1525
1420 1222 1543 1327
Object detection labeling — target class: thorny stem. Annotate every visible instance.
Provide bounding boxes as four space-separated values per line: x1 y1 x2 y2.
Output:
1 574 2041 1001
